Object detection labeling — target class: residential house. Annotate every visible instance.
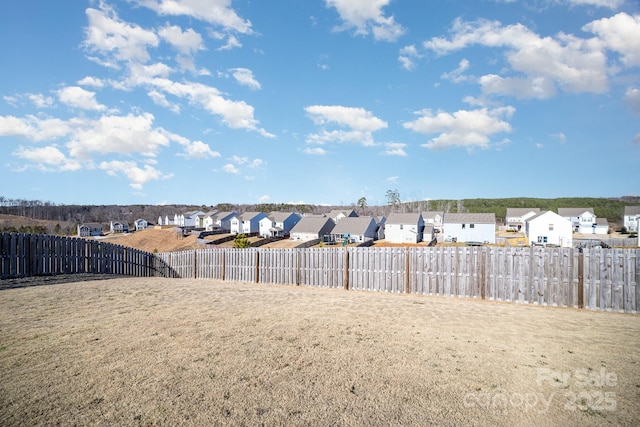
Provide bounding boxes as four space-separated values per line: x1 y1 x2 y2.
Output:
327 209 358 222
505 208 540 232
593 218 609 235
259 212 302 238
384 213 424 244
77 223 103 237
423 223 435 243
157 215 174 226
205 211 237 232
174 210 205 228
290 216 336 241
134 218 150 231
195 211 216 229
623 206 640 232
525 211 573 247
421 211 444 235
442 213 496 244
109 221 129 234
328 216 379 244
230 212 266 235
558 208 596 234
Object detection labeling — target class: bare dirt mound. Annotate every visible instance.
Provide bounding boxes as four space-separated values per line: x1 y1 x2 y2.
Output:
101 228 201 253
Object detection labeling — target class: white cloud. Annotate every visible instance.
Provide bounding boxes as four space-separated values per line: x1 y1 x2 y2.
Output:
303 147 328 155
382 142 407 156
158 24 204 55
583 13 640 67
230 68 261 90
57 86 106 111
633 134 640 145
479 74 557 99
83 4 159 66
222 163 239 174
216 34 242 51
99 160 171 189
325 0 405 42
147 89 181 113
441 58 471 83
398 45 421 70
0 115 71 142
403 106 515 151
66 113 174 160
386 176 398 183
258 194 270 202
13 145 81 171
0 112 205 188
567 0 624 9
27 93 54 108
77 76 105 88
624 87 640 115
150 78 274 137
306 105 387 131
179 140 221 159
423 18 610 98
249 158 264 168
305 105 387 147
133 0 253 34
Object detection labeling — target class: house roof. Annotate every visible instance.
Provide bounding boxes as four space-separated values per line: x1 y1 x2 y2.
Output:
558 208 594 217
624 206 640 215
330 217 376 235
444 213 496 224
386 213 422 224
596 218 609 226
327 209 358 219
239 211 264 221
291 216 335 234
506 208 540 217
527 210 567 222
267 211 299 222
421 211 444 220
212 211 237 221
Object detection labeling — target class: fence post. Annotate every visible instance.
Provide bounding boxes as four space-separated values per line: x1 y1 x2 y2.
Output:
221 250 226 281
405 247 410 294
255 250 260 284
480 249 486 300
193 250 197 279
577 250 584 309
296 250 300 286
343 249 349 290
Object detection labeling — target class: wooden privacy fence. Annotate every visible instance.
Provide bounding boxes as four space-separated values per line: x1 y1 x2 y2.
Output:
0 233 162 278
156 246 640 313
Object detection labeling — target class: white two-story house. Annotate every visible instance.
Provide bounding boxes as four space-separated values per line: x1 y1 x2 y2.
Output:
558 208 596 234
442 213 496 244
259 212 301 238
384 213 424 244
526 211 573 247
505 208 540 232
624 206 640 233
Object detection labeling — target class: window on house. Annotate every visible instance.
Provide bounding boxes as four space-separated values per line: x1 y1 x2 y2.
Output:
549 224 554 231
462 224 466 229
400 224 403 230
470 224 475 228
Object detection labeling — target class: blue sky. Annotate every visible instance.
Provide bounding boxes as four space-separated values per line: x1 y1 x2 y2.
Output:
0 0 638 206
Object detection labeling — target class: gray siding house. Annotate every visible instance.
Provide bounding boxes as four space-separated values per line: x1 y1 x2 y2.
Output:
290 216 336 241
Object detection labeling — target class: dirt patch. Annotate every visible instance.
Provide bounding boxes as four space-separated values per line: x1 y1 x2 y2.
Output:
98 228 201 253
0 278 638 426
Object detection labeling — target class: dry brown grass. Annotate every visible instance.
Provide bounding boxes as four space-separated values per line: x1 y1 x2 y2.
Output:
1 278 639 426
